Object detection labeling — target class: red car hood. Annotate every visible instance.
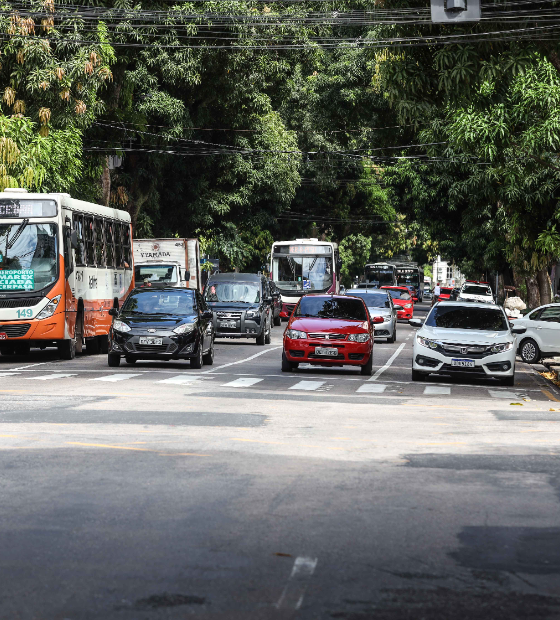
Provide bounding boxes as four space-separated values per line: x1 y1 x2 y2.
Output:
392 299 412 307
289 317 369 333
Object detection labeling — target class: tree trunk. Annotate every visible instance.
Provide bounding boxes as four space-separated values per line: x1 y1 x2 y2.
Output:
526 274 540 309
101 157 111 207
537 267 552 306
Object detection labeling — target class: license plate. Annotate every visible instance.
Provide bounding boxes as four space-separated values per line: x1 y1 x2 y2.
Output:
315 347 338 357
139 337 162 345
451 358 475 368
0 333 6 340
219 321 237 329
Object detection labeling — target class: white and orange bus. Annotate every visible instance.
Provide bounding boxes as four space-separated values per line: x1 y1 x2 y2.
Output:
0 188 134 359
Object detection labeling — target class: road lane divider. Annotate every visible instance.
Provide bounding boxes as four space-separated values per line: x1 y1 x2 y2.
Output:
202 346 282 374
368 343 406 382
275 556 318 611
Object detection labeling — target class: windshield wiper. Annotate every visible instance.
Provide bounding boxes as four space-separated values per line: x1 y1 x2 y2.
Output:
7 219 29 249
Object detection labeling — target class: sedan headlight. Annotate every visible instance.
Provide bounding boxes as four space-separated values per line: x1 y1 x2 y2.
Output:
403 303 413 309
348 333 370 343
490 342 513 353
36 295 61 320
417 335 439 349
286 329 306 339
173 322 196 334
113 319 131 333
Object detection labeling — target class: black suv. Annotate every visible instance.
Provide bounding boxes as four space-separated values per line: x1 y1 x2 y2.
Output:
204 273 273 345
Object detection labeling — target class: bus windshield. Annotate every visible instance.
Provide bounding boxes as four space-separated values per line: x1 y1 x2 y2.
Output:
397 271 419 286
365 266 395 287
273 255 333 293
0 223 58 292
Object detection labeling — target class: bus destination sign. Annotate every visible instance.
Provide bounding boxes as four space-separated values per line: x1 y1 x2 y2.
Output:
0 200 57 218
288 245 331 255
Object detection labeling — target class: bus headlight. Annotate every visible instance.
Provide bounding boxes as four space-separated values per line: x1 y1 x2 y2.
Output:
36 295 61 320
113 319 131 333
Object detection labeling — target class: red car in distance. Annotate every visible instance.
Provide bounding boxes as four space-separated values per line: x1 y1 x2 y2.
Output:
438 286 454 301
381 286 414 320
282 294 376 376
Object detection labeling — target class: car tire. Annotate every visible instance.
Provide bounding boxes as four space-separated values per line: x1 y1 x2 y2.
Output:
360 354 374 376
125 356 137 364
58 338 76 360
191 344 203 369
520 338 541 364
411 369 426 381
387 327 397 343
256 327 266 346
202 342 214 366
108 353 121 367
281 351 297 372
501 374 515 386
274 315 281 327
265 321 271 345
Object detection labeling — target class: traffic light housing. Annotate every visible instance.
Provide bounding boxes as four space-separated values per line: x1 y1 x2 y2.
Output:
430 0 480 22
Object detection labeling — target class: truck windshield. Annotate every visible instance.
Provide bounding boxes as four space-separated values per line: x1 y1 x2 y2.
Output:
272 255 333 293
0 223 58 292
204 282 261 303
135 264 178 286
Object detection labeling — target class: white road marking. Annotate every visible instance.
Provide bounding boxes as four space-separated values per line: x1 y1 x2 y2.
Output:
0 372 20 377
27 374 77 381
157 375 202 385
489 390 518 399
423 385 451 395
275 556 318 611
289 380 325 391
368 343 406 381
10 362 54 370
222 377 263 388
91 374 142 382
203 346 281 374
357 383 387 393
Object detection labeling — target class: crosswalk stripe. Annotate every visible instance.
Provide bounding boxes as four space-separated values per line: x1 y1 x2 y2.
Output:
357 384 387 393
423 386 451 395
157 375 202 385
289 380 325 391
222 377 264 388
91 374 142 382
488 390 518 399
28 374 77 381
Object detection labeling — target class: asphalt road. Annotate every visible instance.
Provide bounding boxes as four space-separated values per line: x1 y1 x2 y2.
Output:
2 302 560 619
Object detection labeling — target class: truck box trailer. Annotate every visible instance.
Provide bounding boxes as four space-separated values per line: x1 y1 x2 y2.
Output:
133 238 201 290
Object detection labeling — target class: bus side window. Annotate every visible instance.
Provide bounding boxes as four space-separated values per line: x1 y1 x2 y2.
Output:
115 223 123 268
105 220 115 268
85 216 95 266
72 214 86 266
95 218 106 267
122 224 132 269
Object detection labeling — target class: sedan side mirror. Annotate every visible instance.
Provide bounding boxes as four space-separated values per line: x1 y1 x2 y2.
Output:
108 308 118 317
372 316 384 324
511 325 527 334
409 318 423 328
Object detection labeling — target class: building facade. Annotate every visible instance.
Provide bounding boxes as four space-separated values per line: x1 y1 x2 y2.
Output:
432 256 465 288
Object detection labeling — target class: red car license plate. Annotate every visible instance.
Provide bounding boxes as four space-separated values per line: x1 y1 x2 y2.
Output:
0 333 7 340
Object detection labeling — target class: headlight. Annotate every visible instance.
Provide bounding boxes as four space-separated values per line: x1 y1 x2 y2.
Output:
173 323 196 334
286 329 306 339
36 295 61 320
490 342 513 353
113 319 131 333
245 309 260 319
417 335 439 349
403 304 413 309
348 333 370 342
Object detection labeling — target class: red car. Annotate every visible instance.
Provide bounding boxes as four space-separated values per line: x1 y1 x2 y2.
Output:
438 287 454 300
282 294 377 375
380 286 414 320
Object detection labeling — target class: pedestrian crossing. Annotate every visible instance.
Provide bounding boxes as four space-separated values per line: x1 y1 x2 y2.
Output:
0 370 547 400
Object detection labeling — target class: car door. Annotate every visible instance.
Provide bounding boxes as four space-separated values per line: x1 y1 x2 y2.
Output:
530 306 560 353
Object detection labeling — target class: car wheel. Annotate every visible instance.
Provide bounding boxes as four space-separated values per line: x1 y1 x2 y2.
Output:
520 338 540 364
412 369 426 381
360 354 374 376
388 327 396 343
125 356 137 364
501 374 515 386
191 344 203 369
274 315 281 327
202 342 214 366
256 327 266 346
265 321 271 345
108 353 121 367
281 351 297 372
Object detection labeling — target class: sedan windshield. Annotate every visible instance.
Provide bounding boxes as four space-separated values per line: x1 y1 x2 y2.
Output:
347 292 389 308
122 291 195 315
425 306 508 331
204 281 260 303
385 289 411 300
0 223 58 292
295 297 368 321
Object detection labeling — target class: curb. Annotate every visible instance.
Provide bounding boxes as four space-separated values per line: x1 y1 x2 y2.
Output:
536 358 560 389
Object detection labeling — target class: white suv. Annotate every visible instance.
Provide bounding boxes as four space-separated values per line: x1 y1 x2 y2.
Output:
409 301 526 386
514 303 560 363
457 281 494 304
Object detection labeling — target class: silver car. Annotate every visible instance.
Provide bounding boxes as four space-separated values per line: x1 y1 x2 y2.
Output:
345 289 398 342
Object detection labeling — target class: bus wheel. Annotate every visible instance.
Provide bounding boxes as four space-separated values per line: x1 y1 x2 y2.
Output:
75 311 84 355
86 336 100 355
99 335 109 354
58 338 76 360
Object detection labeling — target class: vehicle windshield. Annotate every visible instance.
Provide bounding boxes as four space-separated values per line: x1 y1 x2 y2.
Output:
425 305 508 330
272 255 333 293
122 291 195 315
347 291 389 308
0 223 58 292
135 264 178 286
365 267 394 287
384 289 411 300
440 288 453 294
397 271 419 286
462 285 492 296
295 297 368 321
204 281 260 303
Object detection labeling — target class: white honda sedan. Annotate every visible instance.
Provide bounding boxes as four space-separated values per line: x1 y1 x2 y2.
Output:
513 303 560 363
409 301 526 385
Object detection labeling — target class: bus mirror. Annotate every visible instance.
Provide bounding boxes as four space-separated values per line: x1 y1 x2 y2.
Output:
70 230 79 250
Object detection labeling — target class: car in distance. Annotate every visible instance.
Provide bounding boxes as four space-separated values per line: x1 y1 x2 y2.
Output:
204 273 273 345
108 288 214 368
346 289 397 342
438 286 455 301
381 286 414 320
457 281 494 304
409 301 526 385
513 303 560 363
282 294 374 375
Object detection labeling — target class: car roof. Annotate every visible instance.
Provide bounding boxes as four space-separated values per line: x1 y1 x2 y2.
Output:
207 272 263 282
436 300 501 309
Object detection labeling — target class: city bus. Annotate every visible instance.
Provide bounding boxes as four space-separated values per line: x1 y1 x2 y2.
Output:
364 262 397 288
395 262 425 301
0 188 133 359
270 238 341 318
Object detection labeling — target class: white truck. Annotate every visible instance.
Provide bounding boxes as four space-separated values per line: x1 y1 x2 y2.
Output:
133 238 201 290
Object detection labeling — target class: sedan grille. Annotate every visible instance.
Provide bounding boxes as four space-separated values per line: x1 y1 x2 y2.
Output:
308 333 347 340
135 344 170 353
217 311 242 319
0 323 31 337
438 343 491 358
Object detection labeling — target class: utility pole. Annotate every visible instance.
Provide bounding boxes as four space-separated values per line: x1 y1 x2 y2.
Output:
430 0 480 23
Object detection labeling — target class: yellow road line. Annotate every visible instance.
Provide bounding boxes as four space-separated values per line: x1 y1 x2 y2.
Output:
542 389 560 402
67 442 150 451
0 389 28 393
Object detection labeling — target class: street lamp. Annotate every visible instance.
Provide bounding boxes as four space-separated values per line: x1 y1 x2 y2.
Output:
431 0 480 22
